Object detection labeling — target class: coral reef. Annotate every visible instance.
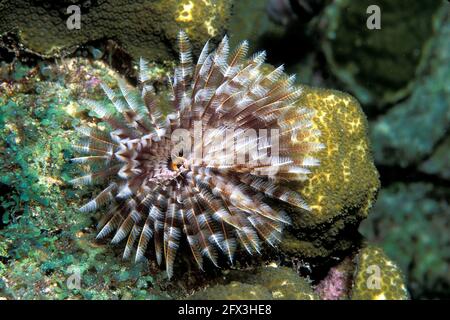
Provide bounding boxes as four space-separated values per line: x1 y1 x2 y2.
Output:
190 282 274 300
0 222 165 299
0 52 385 299
360 7 450 299
313 245 409 300
3 0 443 299
213 2 382 265
351 245 409 300
0 0 232 62
321 0 444 106
189 266 318 300
370 8 450 167
419 137 450 180
228 0 284 49
360 184 449 299
0 58 171 299
314 257 353 300
227 0 326 88
280 88 379 260
189 249 410 300
229 0 449 299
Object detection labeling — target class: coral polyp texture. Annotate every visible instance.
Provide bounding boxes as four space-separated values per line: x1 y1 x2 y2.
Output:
0 0 232 61
69 31 323 278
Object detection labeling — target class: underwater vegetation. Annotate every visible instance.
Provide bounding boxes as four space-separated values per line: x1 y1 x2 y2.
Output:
1 0 447 300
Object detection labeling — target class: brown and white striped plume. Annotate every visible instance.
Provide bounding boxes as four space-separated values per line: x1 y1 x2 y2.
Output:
70 31 324 279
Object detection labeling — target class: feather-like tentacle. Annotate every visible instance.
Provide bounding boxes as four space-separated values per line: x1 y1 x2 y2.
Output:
70 32 322 279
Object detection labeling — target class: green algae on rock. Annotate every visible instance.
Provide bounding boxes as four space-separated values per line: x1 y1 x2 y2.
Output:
189 266 318 300
351 245 409 300
280 87 380 260
0 0 232 62
0 58 169 300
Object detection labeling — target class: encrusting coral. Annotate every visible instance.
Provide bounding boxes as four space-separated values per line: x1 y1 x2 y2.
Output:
0 0 232 62
189 266 318 300
351 245 409 300
189 251 410 300
70 31 324 279
280 87 380 261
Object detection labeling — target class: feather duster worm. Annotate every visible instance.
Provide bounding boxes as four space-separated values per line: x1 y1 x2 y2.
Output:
70 31 324 278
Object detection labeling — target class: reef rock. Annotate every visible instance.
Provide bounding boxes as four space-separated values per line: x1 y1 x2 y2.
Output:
360 6 450 299
360 183 449 299
0 0 231 61
189 266 318 300
370 8 450 167
0 58 169 300
314 257 354 300
321 0 444 106
419 137 450 180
